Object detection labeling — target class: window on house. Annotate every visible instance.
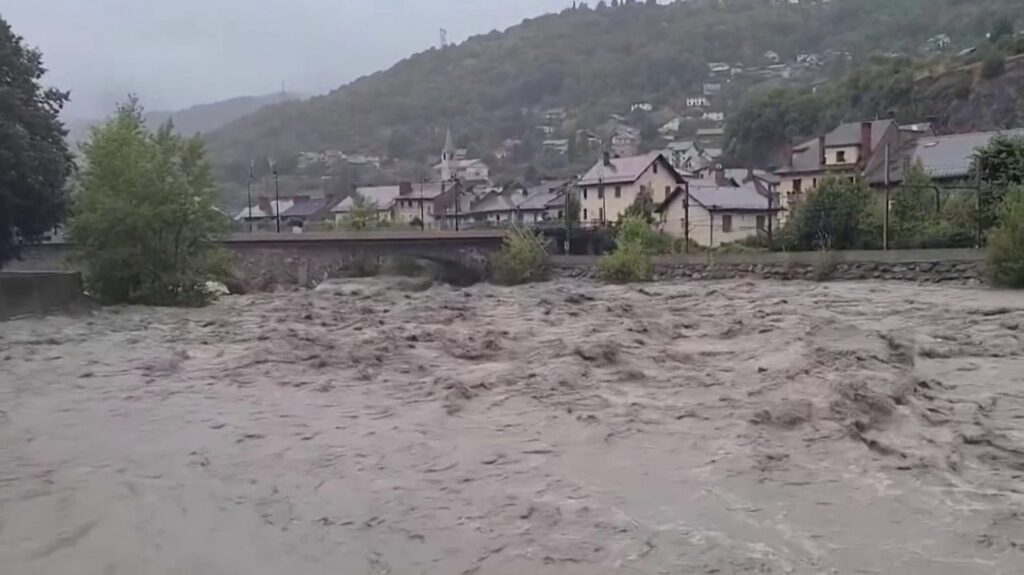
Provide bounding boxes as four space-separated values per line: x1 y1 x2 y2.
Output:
583 189 588 200
812 178 818 188
615 186 622 199
756 215 766 231
665 185 671 199
583 208 589 221
653 162 659 174
598 188 605 200
793 179 803 193
599 208 605 222
722 214 733 233
836 150 847 164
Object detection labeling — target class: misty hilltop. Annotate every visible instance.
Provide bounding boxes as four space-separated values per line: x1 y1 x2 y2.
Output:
66 92 302 146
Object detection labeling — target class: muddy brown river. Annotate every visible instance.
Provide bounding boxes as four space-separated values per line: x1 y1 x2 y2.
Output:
1 278 1023 574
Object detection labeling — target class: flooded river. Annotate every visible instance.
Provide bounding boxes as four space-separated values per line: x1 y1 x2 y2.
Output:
2 278 1023 574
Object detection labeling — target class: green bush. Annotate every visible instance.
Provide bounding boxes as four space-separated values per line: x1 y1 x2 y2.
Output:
987 186 1024 287
490 228 550 285
617 215 674 255
597 241 654 283
783 178 878 251
598 216 656 283
69 99 229 306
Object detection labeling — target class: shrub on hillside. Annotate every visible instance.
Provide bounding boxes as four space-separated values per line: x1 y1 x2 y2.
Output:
490 228 550 285
987 186 1024 288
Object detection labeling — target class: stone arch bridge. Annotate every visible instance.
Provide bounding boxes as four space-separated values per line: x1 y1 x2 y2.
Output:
5 231 509 289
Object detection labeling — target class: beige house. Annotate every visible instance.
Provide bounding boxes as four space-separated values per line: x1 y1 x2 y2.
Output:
657 179 780 248
578 153 684 226
776 120 899 221
392 182 448 229
331 185 401 225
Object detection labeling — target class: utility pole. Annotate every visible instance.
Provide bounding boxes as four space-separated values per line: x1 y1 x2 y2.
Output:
247 159 254 233
883 143 890 251
454 178 461 231
419 181 426 230
766 182 774 244
269 157 281 234
683 181 690 254
976 161 984 248
564 187 573 255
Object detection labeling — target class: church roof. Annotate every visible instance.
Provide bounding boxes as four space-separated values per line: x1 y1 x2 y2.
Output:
444 127 456 154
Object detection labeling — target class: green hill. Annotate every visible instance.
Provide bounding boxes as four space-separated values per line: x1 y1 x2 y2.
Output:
204 0 1024 191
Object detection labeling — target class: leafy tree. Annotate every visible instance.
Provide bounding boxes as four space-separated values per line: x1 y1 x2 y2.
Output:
783 178 878 250
974 134 1024 228
490 228 550 285
0 16 73 265
622 187 656 224
891 162 936 237
987 186 1024 287
341 196 382 230
69 98 229 306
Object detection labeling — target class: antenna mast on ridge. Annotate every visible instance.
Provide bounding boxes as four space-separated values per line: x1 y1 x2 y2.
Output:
440 28 448 48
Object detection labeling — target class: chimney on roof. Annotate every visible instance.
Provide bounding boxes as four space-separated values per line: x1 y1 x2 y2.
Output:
399 181 413 196
783 141 794 168
746 166 755 182
258 196 272 213
713 164 728 187
818 135 827 168
602 150 612 167
861 121 873 166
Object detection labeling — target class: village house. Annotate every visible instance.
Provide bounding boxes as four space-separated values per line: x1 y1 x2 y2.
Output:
543 139 570 155
577 152 683 226
611 125 641 157
281 195 341 231
331 185 402 225
392 182 449 229
865 128 1024 187
686 96 710 108
234 197 295 230
657 177 780 248
776 120 900 220
702 111 726 122
630 101 654 113
665 140 713 173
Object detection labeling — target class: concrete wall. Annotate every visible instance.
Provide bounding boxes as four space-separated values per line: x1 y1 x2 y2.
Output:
0 272 84 320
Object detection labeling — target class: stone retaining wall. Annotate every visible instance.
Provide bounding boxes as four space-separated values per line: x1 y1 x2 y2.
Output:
554 252 987 285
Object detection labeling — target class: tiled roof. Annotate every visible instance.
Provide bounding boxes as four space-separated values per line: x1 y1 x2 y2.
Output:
658 181 772 214
579 153 676 186
281 197 339 218
331 186 401 213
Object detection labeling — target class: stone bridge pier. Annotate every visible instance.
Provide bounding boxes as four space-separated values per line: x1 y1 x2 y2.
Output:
226 231 507 288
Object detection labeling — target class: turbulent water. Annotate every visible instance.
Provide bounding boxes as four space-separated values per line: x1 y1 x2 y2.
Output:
1 278 1023 574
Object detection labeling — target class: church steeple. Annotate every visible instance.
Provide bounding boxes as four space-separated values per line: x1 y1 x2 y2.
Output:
441 127 456 181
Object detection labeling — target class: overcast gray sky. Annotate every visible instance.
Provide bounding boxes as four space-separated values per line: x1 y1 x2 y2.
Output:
3 0 571 119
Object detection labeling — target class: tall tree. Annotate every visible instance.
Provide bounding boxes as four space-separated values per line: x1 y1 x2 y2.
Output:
69 98 229 306
0 16 73 265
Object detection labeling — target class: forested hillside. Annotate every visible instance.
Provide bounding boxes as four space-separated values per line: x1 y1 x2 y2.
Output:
205 0 1024 187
